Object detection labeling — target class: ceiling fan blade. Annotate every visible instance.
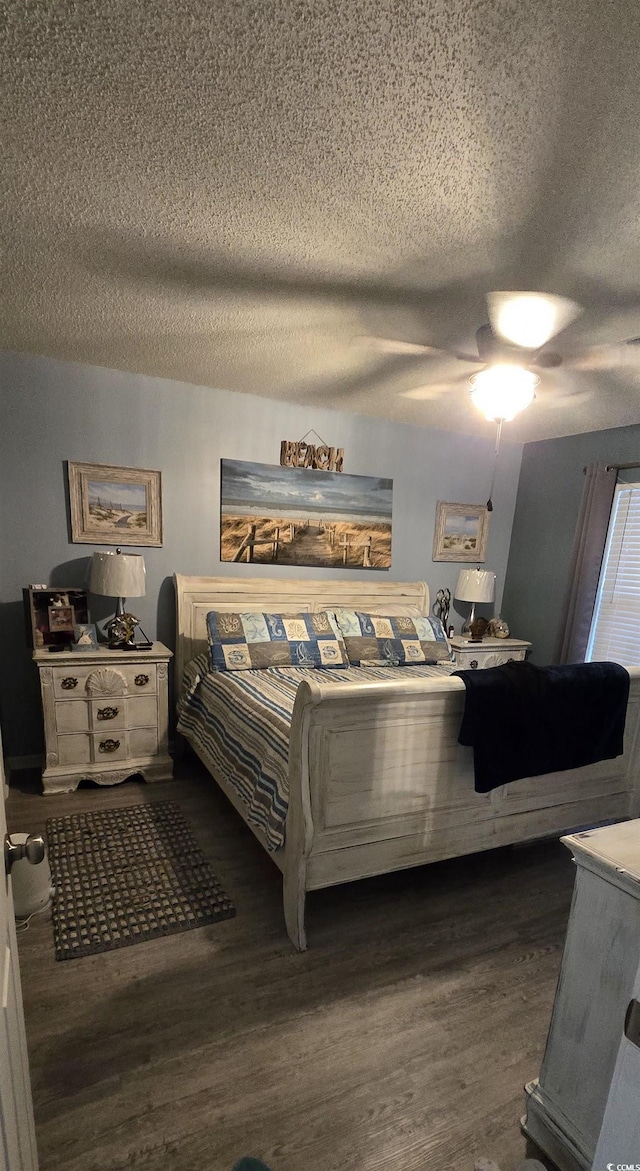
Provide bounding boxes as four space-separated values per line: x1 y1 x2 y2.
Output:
400 371 473 400
358 335 446 356
545 389 593 409
356 335 481 363
487 291 582 349
565 338 640 371
534 367 593 408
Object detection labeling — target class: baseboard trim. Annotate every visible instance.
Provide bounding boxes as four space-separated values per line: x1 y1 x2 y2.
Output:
6 754 44 776
6 748 177 782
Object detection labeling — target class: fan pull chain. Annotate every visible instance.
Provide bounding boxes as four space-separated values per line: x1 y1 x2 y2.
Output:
486 418 503 513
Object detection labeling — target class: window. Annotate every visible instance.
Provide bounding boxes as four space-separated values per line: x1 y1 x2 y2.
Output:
587 483 640 665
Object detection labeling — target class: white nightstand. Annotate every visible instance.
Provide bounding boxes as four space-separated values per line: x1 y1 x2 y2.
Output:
34 642 173 794
448 635 531 670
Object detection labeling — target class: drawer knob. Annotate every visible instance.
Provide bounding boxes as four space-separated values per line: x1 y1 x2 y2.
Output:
99 738 120 753
61 677 78 690
135 674 149 687
97 706 119 721
470 660 479 669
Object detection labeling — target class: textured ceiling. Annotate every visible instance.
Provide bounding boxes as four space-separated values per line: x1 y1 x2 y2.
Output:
4 0 640 441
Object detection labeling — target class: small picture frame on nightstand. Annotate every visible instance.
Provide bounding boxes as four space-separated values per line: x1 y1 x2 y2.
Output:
48 604 74 633
72 622 98 652
23 586 90 650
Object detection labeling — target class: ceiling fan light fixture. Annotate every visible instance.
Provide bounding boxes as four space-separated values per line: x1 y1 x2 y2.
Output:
486 292 582 349
469 363 538 421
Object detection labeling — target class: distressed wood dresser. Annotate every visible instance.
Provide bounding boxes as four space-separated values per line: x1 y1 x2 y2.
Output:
523 819 640 1171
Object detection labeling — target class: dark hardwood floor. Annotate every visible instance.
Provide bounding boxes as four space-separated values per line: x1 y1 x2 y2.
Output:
7 756 572 1171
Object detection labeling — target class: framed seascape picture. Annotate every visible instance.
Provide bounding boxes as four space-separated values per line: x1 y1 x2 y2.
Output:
220 459 393 570
68 462 163 546
432 501 489 562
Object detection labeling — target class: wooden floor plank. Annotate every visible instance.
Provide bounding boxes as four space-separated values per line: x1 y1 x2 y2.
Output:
7 755 571 1171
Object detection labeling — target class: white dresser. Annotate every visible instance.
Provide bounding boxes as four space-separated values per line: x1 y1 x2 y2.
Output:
34 642 173 794
449 635 530 670
523 820 640 1171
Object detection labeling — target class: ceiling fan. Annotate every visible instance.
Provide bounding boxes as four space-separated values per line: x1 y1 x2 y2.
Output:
362 290 640 510
362 290 640 422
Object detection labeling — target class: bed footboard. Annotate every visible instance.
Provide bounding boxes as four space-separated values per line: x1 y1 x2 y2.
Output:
282 670 640 950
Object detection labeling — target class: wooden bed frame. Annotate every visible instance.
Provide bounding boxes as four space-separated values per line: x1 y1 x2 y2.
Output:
174 574 640 950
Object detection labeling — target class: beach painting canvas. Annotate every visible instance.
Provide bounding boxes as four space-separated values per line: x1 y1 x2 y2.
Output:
221 460 392 569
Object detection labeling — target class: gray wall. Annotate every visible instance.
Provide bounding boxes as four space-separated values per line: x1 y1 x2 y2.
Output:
502 424 640 665
0 350 523 759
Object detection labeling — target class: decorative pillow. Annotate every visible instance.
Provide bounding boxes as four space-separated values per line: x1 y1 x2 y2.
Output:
206 610 348 671
333 609 454 667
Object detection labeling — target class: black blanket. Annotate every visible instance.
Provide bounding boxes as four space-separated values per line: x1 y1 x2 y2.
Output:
452 660 630 793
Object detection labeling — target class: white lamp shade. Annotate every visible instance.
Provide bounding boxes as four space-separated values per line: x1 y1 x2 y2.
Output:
89 551 146 599
454 567 495 604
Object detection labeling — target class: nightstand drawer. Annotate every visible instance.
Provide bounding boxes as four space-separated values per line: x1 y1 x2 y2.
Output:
57 733 92 767
91 733 128 762
128 696 158 728
52 667 95 698
455 648 526 670
56 730 157 767
51 662 157 698
55 700 126 734
92 700 125 727
58 733 129 766
51 663 131 698
121 663 157 693
448 637 531 671
54 698 155 733
129 727 158 757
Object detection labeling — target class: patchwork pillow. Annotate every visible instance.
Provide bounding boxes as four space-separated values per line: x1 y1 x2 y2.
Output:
333 609 454 667
206 610 348 671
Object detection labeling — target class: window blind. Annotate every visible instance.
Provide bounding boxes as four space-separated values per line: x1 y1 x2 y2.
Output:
587 483 640 665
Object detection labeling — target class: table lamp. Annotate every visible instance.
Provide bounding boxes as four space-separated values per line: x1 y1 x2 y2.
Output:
89 549 149 649
454 567 495 637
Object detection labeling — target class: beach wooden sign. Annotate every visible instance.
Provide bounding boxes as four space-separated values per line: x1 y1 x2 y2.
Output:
280 440 344 472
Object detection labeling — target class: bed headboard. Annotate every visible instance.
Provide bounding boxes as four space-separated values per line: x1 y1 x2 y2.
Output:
173 574 430 691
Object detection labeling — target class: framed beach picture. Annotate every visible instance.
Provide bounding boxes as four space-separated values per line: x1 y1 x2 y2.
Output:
68 462 163 546
432 501 489 562
220 459 393 570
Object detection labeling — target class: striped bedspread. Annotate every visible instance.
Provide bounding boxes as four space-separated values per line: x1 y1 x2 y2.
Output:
177 653 456 851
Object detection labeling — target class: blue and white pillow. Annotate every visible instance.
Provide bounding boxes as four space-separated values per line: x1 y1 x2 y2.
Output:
206 610 349 671
333 610 454 666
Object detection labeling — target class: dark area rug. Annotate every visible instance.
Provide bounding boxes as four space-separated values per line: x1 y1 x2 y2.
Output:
46 801 235 960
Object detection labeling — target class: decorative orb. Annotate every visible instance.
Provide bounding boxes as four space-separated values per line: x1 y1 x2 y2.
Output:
492 615 510 638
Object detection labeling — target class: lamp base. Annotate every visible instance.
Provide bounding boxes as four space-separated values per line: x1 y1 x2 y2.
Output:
106 614 153 650
460 602 477 636
106 611 140 649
